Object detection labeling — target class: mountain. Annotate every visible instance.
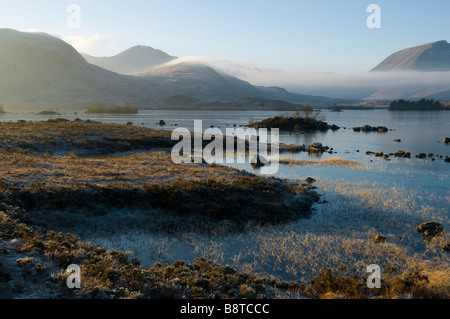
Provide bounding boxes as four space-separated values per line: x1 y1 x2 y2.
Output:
371 40 450 72
140 61 271 103
0 29 156 108
0 29 347 110
82 46 176 75
366 40 450 100
138 61 347 107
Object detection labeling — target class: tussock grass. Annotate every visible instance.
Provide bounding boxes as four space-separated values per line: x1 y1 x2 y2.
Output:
279 157 372 170
1 121 448 299
169 178 450 298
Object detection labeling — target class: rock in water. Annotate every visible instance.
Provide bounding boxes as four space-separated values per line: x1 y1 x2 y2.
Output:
371 235 386 244
250 154 268 168
442 242 450 252
416 222 444 240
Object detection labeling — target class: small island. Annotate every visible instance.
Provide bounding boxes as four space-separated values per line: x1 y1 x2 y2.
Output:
37 109 60 115
389 99 445 111
248 105 340 132
85 102 139 114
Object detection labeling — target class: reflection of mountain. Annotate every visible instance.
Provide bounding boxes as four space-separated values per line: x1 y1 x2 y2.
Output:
82 46 177 75
372 40 450 72
0 29 347 110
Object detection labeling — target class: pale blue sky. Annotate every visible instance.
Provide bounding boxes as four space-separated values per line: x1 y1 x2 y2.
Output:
0 0 449 72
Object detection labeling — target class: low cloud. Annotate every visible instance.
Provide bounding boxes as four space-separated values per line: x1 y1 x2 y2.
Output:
163 57 450 100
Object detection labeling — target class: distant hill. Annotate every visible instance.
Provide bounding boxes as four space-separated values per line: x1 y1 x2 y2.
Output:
139 61 348 108
372 40 450 72
82 46 176 75
389 98 445 111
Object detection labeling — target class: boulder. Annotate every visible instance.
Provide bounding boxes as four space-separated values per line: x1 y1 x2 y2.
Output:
353 125 389 132
442 241 450 252
371 235 386 244
330 124 340 130
158 120 166 126
394 150 411 158
416 222 444 240
307 143 326 154
250 154 268 168
443 137 450 144
374 151 384 157
415 153 426 159
377 126 388 132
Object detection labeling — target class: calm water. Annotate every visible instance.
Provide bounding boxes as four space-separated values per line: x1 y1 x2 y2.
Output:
2 108 450 192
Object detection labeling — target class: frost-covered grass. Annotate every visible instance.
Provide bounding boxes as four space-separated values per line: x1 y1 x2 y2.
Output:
1 120 449 299
278 157 372 170
197 179 449 291
91 178 448 298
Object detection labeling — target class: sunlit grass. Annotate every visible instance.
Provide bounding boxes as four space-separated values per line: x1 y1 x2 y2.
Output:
278 157 372 170
1 120 448 299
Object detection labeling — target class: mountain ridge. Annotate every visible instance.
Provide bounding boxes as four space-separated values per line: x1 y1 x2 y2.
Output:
82 45 177 75
0 29 345 110
371 40 450 72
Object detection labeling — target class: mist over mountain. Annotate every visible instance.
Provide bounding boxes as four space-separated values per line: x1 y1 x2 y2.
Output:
3 28 449 110
0 29 344 110
371 40 450 72
137 60 345 107
189 44 450 101
82 46 177 75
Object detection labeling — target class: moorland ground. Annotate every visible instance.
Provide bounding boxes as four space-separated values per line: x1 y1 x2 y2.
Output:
0 120 448 299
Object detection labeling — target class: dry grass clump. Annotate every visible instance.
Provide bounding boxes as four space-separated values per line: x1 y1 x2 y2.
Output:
279 157 372 170
294 263 450 299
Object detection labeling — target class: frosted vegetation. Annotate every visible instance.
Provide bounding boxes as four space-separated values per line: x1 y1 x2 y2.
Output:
0 120 448 299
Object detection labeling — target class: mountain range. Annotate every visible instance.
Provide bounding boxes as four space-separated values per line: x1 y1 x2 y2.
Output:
1 28 450 111
0 29 349 110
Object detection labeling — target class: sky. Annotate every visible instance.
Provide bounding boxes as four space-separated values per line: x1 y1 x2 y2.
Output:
0 0 449 73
